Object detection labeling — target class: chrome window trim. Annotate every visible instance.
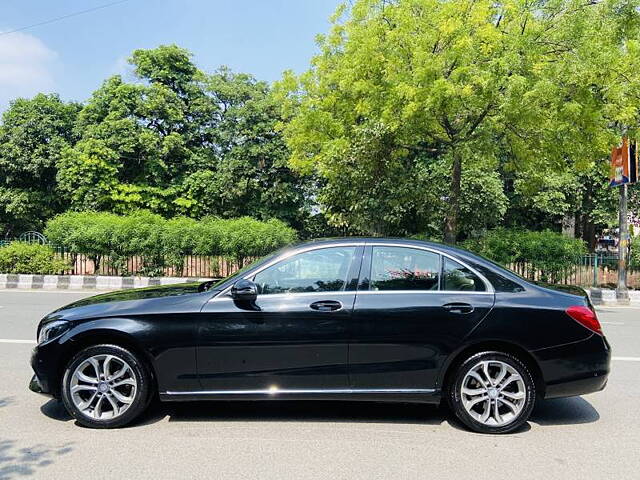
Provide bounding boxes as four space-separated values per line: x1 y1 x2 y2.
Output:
367 242 494 294
212 240 494 299
355 290 494 295
214 243 365 299
164 388 436 396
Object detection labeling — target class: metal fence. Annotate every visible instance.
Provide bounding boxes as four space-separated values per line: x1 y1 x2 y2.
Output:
507 253 640 288
50 249 252 278
2 237 638 286
1 239 251 278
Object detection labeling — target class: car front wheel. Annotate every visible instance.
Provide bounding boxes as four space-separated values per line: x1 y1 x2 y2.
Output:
448 351 536 434
61 344 151 428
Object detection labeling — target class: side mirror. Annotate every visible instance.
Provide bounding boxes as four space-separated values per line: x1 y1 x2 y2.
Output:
231 279 258 301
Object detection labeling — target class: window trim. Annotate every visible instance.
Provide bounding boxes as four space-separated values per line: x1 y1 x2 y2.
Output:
363 243 494 295
441 256 487 293
213 241 494 299
252 245 360 296
367 245 442 293
215 242 367 298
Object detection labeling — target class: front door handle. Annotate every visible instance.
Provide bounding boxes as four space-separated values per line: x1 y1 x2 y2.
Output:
442 302 474 314
310 300 342 312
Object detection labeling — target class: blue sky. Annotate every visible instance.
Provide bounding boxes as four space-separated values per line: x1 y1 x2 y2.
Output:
0 0 341 113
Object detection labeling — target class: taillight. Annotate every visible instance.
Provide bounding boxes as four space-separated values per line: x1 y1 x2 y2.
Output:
565 305 602 335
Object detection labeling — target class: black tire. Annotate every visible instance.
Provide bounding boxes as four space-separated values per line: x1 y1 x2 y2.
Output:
61 344 152 429
448 351 536 434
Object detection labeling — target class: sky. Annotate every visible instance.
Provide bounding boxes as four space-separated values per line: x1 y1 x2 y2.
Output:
0 0 341 113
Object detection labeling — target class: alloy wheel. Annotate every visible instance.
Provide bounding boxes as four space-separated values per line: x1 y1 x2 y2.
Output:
69 354 138 420
460 360 526 427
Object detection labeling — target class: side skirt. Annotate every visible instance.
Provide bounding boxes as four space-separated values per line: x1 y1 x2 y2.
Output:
159 388 440 404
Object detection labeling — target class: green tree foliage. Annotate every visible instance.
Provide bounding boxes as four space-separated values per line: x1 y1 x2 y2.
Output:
507 164 619 247
0 242 69 274
58 45 307 226
45 211 297 275
0 94 81 235
631 234 640 270
464 228 587 282
279 0 640 241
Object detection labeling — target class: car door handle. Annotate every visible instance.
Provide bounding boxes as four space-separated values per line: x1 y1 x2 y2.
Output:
310 300 342 312
442 302 474 314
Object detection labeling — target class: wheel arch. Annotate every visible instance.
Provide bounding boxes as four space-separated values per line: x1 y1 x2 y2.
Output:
55 327 158 397
438 340 545 399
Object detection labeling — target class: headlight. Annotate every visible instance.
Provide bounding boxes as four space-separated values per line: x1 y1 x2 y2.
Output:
37 320 70 344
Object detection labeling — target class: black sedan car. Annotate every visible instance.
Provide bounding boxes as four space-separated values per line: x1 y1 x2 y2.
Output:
30 238 610 433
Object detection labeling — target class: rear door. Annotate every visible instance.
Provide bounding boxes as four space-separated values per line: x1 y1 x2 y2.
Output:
348 244 495 391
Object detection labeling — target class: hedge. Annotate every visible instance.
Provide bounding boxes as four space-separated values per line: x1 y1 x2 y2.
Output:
463 229 587 283
0 242 69 274
631 235 640 270
44 211 298 276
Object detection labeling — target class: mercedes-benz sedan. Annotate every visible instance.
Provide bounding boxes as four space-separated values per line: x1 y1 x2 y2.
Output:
29 238 610 433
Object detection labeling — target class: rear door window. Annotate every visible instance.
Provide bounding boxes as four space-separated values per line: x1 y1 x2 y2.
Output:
369 246 440 291
442 257 486 291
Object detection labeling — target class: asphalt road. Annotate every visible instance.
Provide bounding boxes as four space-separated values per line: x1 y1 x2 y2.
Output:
1 290 639 480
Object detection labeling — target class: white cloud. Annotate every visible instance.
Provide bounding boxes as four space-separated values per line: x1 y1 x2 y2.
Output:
0 31 58 113
109 53 137 83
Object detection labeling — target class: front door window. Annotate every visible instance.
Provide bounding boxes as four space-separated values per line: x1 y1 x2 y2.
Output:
253 247 357 295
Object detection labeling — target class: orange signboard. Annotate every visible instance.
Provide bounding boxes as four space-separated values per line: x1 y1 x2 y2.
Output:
610 138 631 187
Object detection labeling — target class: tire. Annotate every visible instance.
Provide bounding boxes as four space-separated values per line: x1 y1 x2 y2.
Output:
448 351 536 434
61 344 152 429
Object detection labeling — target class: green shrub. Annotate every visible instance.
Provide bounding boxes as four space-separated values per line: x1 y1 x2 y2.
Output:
463 229 587 283
45 211 298 276
631 235 640 271
0 242 69 274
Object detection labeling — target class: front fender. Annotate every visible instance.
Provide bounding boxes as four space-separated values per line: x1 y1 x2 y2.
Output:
41 314 199 395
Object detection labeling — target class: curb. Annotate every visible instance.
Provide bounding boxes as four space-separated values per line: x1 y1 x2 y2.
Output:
587 288 640 306
0 274 213 290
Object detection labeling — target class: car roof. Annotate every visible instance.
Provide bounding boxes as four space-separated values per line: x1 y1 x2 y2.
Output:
292 237 463 254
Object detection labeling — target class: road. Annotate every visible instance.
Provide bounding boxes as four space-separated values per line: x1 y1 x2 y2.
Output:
1 290 639 479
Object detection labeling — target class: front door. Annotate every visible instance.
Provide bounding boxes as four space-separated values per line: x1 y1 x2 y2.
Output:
198 245 363 392
349 245 495 391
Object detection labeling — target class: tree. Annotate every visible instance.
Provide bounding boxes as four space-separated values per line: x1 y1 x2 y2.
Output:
279 0 640 241
180 68 307 227
506 163 618 249
59 45 307 226
0 94 80 235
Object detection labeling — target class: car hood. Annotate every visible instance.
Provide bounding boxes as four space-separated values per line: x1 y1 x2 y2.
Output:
48 282 217 321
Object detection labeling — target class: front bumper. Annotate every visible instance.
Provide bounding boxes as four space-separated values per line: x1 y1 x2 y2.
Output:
29 374 49 395
535 334 611 399
29 343 60 397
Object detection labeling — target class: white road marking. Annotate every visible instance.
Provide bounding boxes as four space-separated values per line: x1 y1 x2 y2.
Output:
0 339 36 344
601 322 625 325
612 356 640 362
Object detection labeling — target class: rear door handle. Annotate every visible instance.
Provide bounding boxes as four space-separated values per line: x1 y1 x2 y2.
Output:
442 302 474 314
310 300 342 312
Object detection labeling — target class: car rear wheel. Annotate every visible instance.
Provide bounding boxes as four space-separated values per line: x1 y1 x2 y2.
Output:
448 351 536 434
61 344 152 428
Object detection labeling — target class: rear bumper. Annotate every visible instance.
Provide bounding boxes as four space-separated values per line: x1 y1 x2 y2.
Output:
544 374 608 399
535 334 611 399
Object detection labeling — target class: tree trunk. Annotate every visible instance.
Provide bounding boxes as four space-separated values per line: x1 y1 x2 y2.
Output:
561 214 575 238
443 154 462 244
